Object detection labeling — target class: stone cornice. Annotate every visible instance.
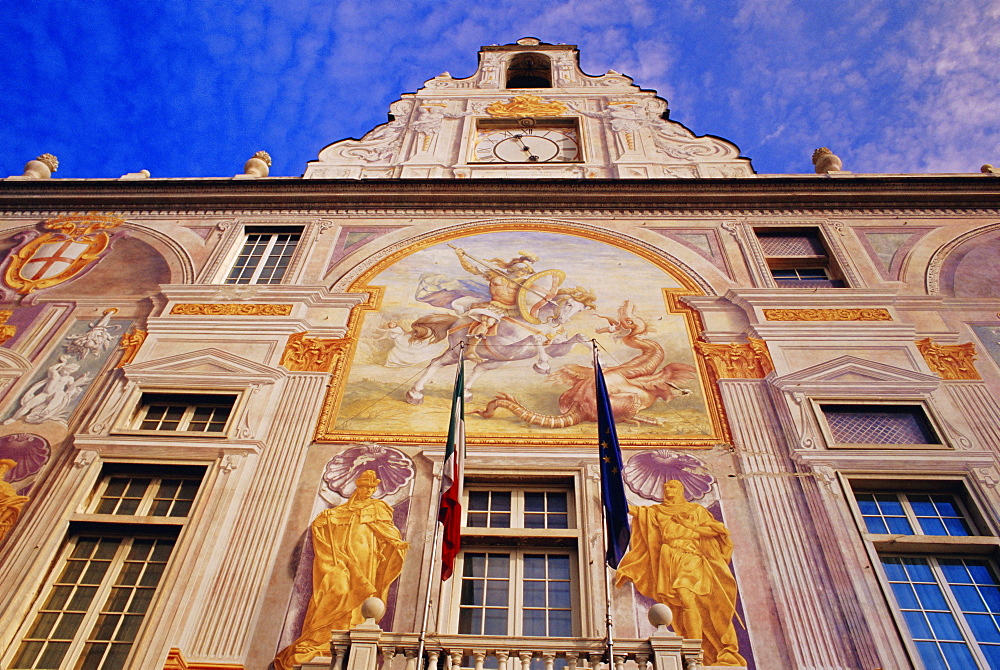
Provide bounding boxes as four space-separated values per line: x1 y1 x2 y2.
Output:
0 176 998 214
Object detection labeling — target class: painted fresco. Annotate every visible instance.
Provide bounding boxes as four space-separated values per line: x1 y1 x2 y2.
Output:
328 229 725 445
1 311 132 426
971 325 1000 372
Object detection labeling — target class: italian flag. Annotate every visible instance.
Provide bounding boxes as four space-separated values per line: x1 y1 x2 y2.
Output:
438 356 465 581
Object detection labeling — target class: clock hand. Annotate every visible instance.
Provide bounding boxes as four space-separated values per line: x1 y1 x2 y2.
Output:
513 134 540 161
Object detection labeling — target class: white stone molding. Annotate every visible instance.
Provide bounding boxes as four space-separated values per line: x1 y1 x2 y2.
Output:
943 382 1000 451
718 378 872 668
925 220 1000 295
187 372 331 661
819 221 865 289
122 348 285 389
769 355 940 397
0 348 32 400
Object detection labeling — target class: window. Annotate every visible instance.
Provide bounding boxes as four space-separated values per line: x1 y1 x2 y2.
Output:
131 393 236 435
454 486 578 638
506 53 552 88
224 228 301 284
7 465 204 670
850 482 1000 669
820 403 941 448
755 227 844 287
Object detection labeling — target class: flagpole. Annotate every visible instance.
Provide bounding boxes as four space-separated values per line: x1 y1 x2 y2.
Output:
593 342 616 670
416 342 466 670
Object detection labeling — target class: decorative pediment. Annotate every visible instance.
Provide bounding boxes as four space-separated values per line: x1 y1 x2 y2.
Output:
771 355 939 396
123 348 285 388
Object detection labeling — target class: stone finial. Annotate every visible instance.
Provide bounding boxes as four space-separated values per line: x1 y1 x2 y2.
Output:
982 164 1000 175
16 153 59 179
241 151 272 178
360 597 385 623
812 147 843 174
648 603 674 629
120 169 150 180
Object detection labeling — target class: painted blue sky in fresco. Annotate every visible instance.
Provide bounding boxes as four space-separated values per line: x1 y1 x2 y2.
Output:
2 1 998 179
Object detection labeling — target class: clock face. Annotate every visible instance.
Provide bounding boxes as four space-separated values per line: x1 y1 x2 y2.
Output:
474 126 580 163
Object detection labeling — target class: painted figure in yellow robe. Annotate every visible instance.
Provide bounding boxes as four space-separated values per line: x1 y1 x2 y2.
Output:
0 459 30 543
615 480 746 667
274 470 409 670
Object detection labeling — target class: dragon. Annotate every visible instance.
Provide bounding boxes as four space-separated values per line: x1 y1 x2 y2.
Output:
475 300 697 427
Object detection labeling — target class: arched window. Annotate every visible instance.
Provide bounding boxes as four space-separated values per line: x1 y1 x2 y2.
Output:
506 53 552 88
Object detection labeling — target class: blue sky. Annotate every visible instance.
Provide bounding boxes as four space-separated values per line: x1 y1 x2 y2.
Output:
2 1 998 178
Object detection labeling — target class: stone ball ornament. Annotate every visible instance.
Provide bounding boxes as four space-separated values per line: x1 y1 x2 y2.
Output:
360 597 385 622
648 603 674 629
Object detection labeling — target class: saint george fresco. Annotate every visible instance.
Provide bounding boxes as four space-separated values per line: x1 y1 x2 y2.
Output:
333 230 719 443
616 480 745 666
274 470 409 670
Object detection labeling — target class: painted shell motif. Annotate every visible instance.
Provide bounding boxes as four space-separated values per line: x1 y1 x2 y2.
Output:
323 443 414 499
0 433 50 482
623 450 714 502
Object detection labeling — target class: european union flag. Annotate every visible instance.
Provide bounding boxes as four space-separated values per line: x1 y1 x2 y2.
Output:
595 357 631 568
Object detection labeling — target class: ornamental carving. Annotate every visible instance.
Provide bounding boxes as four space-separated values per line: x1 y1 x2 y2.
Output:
762 308 892 322
485 95 568 118
117 328 147 367
4 214 125 294
695 338 774 379
916 338 981 380
280 331 349 373
170 303 293 316
0 310 15 346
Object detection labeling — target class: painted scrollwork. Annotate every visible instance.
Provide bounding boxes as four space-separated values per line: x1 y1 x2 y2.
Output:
0 459 29 543
762 308 892 322
170 303 293 316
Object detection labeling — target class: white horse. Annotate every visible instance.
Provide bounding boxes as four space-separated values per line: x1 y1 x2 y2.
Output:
404 287 595 404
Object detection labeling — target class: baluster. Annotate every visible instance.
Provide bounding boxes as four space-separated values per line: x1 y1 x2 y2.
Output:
634 652 649 670
333 645 348 670
542 652 555 670
404 648 418 670
612 654 625 670
382 646 398 670
587 653 602 670
427 649 441 670
451 650 464 670
473 650 487 670
519 651 533 670
564 652 579 670
496 650 510 670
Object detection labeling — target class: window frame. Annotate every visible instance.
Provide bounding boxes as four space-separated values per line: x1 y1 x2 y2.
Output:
845 477 1000 669
812 399 949 450
211 225 305 286
443 481 582 638
116 392 240 438
752 225 848 288
3 463 205 670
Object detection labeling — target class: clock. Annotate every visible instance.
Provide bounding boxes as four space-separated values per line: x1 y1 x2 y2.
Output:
473 121 580 163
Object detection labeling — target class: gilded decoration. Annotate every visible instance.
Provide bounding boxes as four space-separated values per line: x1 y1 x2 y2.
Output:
273 470 408 670
117 328 147 367
916 338 981 380
695 338 774 379
762 308 892 322
616 480 745 666
3 214 125 294
281 332 349 373
318 225 729 447
169 303 293 316
0 310 16 346
0 459 30 543
485 94 568 118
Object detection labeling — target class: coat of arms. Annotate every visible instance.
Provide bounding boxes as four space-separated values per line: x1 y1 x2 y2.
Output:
3 214 125 294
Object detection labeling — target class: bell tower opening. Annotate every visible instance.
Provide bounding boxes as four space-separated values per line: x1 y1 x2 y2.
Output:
506 53 552 89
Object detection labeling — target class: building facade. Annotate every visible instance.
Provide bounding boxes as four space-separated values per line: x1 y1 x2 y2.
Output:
2 38 1000 670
